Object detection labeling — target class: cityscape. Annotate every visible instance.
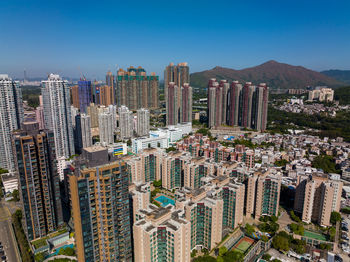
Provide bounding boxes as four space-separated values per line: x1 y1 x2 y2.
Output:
1 1 350 262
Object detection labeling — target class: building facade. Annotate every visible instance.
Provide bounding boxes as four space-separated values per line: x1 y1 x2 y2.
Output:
137 108 150 137
0 74 23 170
41 74 75 158
98 112 114 145
118 105 133 139
68 147 132 262
116 66 159 110
208 79 269 131
13 129 63 241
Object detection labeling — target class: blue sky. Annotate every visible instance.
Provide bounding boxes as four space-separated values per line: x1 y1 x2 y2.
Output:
1 0 350 79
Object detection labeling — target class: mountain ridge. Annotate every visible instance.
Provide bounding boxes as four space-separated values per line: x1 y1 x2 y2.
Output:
190 61 346 90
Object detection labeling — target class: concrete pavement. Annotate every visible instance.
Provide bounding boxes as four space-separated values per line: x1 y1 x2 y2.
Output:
0 200 21 262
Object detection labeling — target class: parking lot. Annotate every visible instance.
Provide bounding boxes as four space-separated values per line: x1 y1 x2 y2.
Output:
339 214 350 261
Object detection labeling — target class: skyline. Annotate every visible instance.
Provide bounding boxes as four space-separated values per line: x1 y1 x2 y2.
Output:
1 0 350 79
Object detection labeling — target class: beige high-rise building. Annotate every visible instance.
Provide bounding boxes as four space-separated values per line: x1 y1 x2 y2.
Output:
133 205 191 262
129 182 151 222
294 175 343 227
183 157 210 189
124 148 163 184
182 189 223 250
245 172 281 219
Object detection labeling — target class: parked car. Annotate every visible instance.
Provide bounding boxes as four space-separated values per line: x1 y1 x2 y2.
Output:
335 254 343 262
342 227 349 231
1 255 6 262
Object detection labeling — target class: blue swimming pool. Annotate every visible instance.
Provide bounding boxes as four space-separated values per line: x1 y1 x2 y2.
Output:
155 195 175 207
49 243 74 257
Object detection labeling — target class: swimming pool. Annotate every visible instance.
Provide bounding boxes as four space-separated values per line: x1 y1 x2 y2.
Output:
49 243 74 257
155 195 175 207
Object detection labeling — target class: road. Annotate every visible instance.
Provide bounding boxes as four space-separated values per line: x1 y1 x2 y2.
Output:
0 200 21 262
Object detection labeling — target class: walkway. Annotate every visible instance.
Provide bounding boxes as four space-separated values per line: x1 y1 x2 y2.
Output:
44 255 77 262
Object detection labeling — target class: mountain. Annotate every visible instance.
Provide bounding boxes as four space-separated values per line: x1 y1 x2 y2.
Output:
334 85 350 105
190 60 346 90
321 70 350 84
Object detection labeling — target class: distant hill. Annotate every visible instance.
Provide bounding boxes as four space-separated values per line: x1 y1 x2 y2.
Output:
334 85 350 105
321 70 350 84
190 60 345 90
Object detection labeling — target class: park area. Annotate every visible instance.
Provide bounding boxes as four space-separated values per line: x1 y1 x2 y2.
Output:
231 236 255 254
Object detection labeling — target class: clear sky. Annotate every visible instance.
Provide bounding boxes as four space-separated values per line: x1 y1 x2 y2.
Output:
1 0 350 80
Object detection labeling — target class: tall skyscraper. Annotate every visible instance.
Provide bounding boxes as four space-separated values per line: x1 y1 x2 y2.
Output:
207 79 223 128
105 70 115 104
99 85 114 106
0 74 23 170
118 105 133 139
41 74 75 158
166 82 179 126
68 147 132 262
35 95 45 129
107 104 117 131
136 108 150 136
75 114 92 152
71 85 80 109
208 79 269 131
13 129 63 241
164 62 190 123
116 66 159 110
77 79 92 113
180 83 193 123
98 112 114 145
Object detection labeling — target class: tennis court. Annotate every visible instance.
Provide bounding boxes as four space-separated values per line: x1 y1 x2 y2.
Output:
304 230 327 241
232 236 255 254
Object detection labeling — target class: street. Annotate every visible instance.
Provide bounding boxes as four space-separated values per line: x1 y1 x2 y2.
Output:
0 201 21 262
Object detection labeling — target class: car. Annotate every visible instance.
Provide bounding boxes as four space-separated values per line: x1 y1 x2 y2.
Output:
335 254 343 262
1 255 6 262
0 251 4 257
342 227 349 231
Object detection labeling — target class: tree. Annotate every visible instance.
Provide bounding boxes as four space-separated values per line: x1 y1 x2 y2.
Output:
272 235 289 251
330 211 341 224
218 246 227 256
262 253 272 261
222 251 244 262
329 227 336 241
35 252 45 262
12 189 20 201
126 139 131 146
165 146 176 153
245 223 255 235
192 255 216 262
191 249 197 258
153 180 162 188
289 223 304 235
290 210 301 223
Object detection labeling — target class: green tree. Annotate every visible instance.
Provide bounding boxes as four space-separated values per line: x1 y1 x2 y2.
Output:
330 211 341 224
218 246 227 256
245 223 255 235
34 252 45 262
12 189 20 201
191 249 197 258
153 180 162 188
192 255 216 262
262 253 272 261
222 251 244 262
272 235 289 251
165 146 176 153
